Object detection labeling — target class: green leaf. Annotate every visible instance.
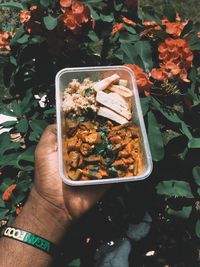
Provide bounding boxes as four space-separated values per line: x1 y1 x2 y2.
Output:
0 179 14 191
88 31 99 42
100 14 114 23
140 96 150 116
43 15 58 30
30 119 48 135
138 6 161 24
119 32 140 43
123 24 136 34
134 41 153 72
0 208 9 220
192 166 200 186
0 55 9 64
190 42 200 51
16 179 32 193
113 0 123 11
17 146 36 163
29 36 46 44
0 2 23 9
0 152 21 168
10 26 25 46
17 34 30 44
88 5 99 20
120 43 136 64
0 133 20 157
167 206 192 219
188 138 200 149
16 118 29 133
40 0 51 7
21 90 33 114
0 107 16 117
12 100 22 116
147 111 164 161
156 180 194 198
0 120 17 128
197 188 200 196
44 108 56 115
0 198 6 208
10 56 17 66
163 4 176 22
82 0 102 3
69 259 80 267
152 98 192 140
195 219 200 238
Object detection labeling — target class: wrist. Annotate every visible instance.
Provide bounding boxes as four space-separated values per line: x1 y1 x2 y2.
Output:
13 187 71 244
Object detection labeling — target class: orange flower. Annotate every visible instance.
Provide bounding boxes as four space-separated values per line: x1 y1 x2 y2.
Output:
62 10 77 30
61 1 91 32
143 21 158 27
2 184 16 201
111 23 124 35
124 64 152 95
153 38 193 82
30 5 37 11
151 68 168 81
162 12 188 37
75 5 90 25
16 206 23 215
0 32 11 55
60 0 72 8
72 1 85 14
198 32 200 38
122 17 136 27
141 21 161 38
20 11 31 24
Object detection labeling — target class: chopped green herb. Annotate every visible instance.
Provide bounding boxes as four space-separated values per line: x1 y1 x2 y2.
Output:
85 88 92 95
78 116 86 122
89 169 98 175
107 166 118 176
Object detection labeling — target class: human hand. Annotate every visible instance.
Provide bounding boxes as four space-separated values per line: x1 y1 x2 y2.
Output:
33 125 109 225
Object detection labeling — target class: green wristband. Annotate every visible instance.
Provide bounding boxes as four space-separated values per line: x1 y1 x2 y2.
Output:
2 227 57 256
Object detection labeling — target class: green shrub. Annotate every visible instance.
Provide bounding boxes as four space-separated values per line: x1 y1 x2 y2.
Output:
0 0 200 266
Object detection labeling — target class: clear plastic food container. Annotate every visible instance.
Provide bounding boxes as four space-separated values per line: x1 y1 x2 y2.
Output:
56 66 152 186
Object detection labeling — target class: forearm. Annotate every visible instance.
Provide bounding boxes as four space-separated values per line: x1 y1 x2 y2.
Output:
0 188 71 267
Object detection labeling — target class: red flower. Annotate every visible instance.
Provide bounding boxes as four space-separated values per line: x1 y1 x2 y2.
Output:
162 12 188 37
16 206 23 215
30 5 37 11
62 10 77 30
61 1 91 32
60 0 72 8
124 64 152 95
153 38 193 82
111 23 124 35
143 21 159 27
141 21 161 38
0 32 11 55
20 11 31 24
122 17 136 27
2 184 17 201
151 68 168 81
72 1 85 14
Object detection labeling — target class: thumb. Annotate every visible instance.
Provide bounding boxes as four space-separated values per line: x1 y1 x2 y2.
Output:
35 125 58 157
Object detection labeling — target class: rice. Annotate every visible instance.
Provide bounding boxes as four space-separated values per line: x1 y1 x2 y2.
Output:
62 78 97 115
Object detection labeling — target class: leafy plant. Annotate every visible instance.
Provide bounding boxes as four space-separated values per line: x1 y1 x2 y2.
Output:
0 0 200 266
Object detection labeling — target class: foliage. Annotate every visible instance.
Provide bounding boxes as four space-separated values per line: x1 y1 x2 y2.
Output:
0 0 200 266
